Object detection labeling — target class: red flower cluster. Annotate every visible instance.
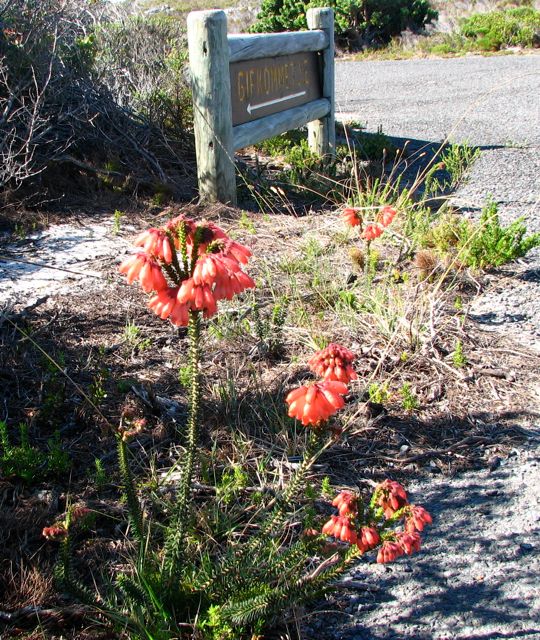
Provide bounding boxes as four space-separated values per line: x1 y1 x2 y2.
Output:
42 525 67 540
340 204 397 241
308 343 358 384
357 526 380 553
405 505 433 532
285 344 358 428
332 490 357 516
42 504 91 541
119 253 168 293
321 483 432 565
378 206 397 227
322 515 358 543
285 380 348 426
322 491 381 554
362 206 397 240
375 479 409 518
119 215 255 326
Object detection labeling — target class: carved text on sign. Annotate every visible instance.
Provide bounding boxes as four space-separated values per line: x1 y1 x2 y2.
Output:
230 51 322 126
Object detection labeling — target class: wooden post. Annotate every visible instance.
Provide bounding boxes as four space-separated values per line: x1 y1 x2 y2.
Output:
306 8 335 157
187 11 236 205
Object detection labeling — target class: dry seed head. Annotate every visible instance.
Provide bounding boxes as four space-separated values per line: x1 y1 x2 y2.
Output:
348 247 365 271
414 250 438 280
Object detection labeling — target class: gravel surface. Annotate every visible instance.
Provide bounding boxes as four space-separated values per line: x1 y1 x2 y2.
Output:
305 441 540 640
0 216 134 311
317 54 540 639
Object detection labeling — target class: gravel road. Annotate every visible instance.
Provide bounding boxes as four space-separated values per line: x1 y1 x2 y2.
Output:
315 54 540 639
336 54 539 146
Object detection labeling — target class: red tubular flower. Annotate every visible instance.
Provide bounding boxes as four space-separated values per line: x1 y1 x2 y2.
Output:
397 531 421 555
378 206 397 228
377 540 404 564
332 491 357 516
361 223 384 241
357 526 380 553
148 287 190 326
321 515 358 544
222 239 252 265
285 380 348 426
42 525 67 540
119 253 168 293
148 287 178 318
134 228 174 263
405 505 433 532
308 343 358 383
342 207 362 227
177 278 218 318
192 253 255 300
376 480 408 518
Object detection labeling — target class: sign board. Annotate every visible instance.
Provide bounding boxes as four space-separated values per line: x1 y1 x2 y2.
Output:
230 52 322 126
187 8 334 205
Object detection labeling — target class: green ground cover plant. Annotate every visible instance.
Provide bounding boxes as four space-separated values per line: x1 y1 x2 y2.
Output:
0 421 70 482
357 5 540 58
457 200 540 269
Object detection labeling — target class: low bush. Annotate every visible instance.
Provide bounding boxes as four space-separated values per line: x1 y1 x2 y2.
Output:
251 0 438 48
0 421 70 482
0 0 193 203
457 200 540 269
459 7 540 50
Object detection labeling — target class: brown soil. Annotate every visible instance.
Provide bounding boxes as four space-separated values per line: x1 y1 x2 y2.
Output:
1 201 538 639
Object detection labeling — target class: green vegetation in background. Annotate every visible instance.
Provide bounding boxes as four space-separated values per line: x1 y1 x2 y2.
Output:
138 0 237 13
459 7 540 50
252 0 437 47
457 200 540 269
358 6 540 58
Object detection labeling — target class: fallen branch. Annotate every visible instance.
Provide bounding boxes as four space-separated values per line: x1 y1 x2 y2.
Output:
0 605 89 628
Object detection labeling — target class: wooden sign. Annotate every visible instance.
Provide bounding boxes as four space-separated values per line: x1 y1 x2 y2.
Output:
230 52 322 126
187 8 334 205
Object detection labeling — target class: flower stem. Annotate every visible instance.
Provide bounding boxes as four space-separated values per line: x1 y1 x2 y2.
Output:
177 309 202 513
117 436 144 544
281 429 325 506
261 428 326 537
163 309 201 580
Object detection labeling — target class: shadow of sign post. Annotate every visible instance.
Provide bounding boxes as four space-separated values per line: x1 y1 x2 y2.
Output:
187 8 335 206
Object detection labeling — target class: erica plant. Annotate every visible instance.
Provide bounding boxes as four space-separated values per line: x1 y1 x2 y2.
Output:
41 212 433 640
342 204 397 278
119 214 255 576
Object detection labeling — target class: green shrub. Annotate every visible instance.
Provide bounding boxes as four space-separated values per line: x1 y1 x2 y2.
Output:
0 421 70 482
459 7 540 50
458 200 540 269
251 0 438 47
92 15 193 134
440 141 480 188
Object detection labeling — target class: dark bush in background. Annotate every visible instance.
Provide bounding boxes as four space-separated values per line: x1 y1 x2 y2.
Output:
251 0 438 48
